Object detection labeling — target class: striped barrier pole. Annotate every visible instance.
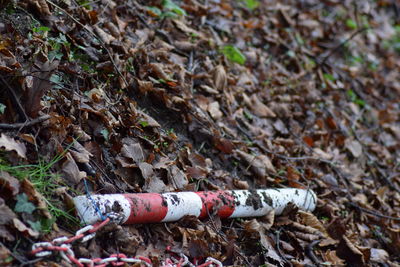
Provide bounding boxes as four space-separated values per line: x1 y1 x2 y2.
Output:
73 189 317 225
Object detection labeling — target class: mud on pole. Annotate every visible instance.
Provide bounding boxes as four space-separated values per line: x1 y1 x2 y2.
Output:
73 189 317 225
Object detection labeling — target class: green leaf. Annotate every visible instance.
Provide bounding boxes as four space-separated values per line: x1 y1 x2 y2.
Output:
162 0 187 16
14 193 36 214
323 73 335 82
28 220 42 232
146 6 162 17
346 19 357 30
40 217 56 233
33 26 50 33
241 0 259 10
221 45 246 65
50 74 63 89
0 103 6 114
139 120 149 127
346 89 356 102
354 98 366 107
100 128 109 141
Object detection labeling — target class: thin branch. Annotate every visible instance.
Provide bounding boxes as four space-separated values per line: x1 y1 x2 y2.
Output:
320 27 368 65
348 201 400 221
0 115 51 130
0 75 28 121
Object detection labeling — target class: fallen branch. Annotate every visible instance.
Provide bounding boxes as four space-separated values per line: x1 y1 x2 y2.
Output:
74 188 317 225
0 115 51 130
348 201 400 221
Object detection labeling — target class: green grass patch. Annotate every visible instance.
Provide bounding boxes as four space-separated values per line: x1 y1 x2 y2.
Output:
0 152 79 232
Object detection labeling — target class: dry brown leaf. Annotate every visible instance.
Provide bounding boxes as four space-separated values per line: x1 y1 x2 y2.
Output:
18 133 36 145
259 234 284 265
172 19 204 38
322 250 345 266
138 162 154 179
13 218 39 238
345 139 363 158
199 84 219 94
249 95 276 118
337 236 366 265
207 101 223 120
24 61 58 118
121 139 145 163
297 211 328 236
104 21 120 38
94 25 116 45
21 179 52 219
213 65 227 91
61 153 86 185
0 171 20 197
26 0 51 16
243 219 261 233
0 198 17 241
148 63 171 81
0 243 13 266
168 165 188 190
0 134 27 159
233 178 249 189
70 142 92 164
143 176 167 193
236 150 276 178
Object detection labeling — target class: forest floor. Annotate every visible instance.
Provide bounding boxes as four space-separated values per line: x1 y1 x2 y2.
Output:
0 0 400 266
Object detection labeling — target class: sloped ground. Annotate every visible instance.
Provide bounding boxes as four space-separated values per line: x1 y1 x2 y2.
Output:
0 0 400 266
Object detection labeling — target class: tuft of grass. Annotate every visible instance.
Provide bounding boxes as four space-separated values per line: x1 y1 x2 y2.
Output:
0 152 79 232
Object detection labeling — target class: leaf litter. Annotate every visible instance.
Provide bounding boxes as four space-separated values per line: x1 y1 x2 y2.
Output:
0 0 399 266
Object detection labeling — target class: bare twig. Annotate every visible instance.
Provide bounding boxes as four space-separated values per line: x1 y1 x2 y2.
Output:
0 115 51 130
0 75 28 121
319 27 368 65
347 202 400 221
306 240 322 266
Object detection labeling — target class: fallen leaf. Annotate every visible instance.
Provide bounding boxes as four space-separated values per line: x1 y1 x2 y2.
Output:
138 162 154 179
337 236 366 266
370 248 389 263
0 243 13 266
345 139 363 158
168 165 188 190
70 142 92 163
61 152 86 184
208 101 223 120
0 198 17 241
249 95 276 118
121 139 145 163
12 218 39 238
236 150 275 179
0 134 27 159
0 171 20 197
213 65 227 91
21 179 52 219
93 25 116 45
24 61 58 118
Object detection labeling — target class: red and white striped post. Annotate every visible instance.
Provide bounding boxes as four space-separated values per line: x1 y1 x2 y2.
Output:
73 189 317 225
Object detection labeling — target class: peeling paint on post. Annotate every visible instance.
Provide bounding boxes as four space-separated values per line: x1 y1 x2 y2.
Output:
73 188 317 225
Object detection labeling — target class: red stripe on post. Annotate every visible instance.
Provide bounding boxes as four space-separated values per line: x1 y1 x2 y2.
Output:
196 191 235 218
123 193 168 224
